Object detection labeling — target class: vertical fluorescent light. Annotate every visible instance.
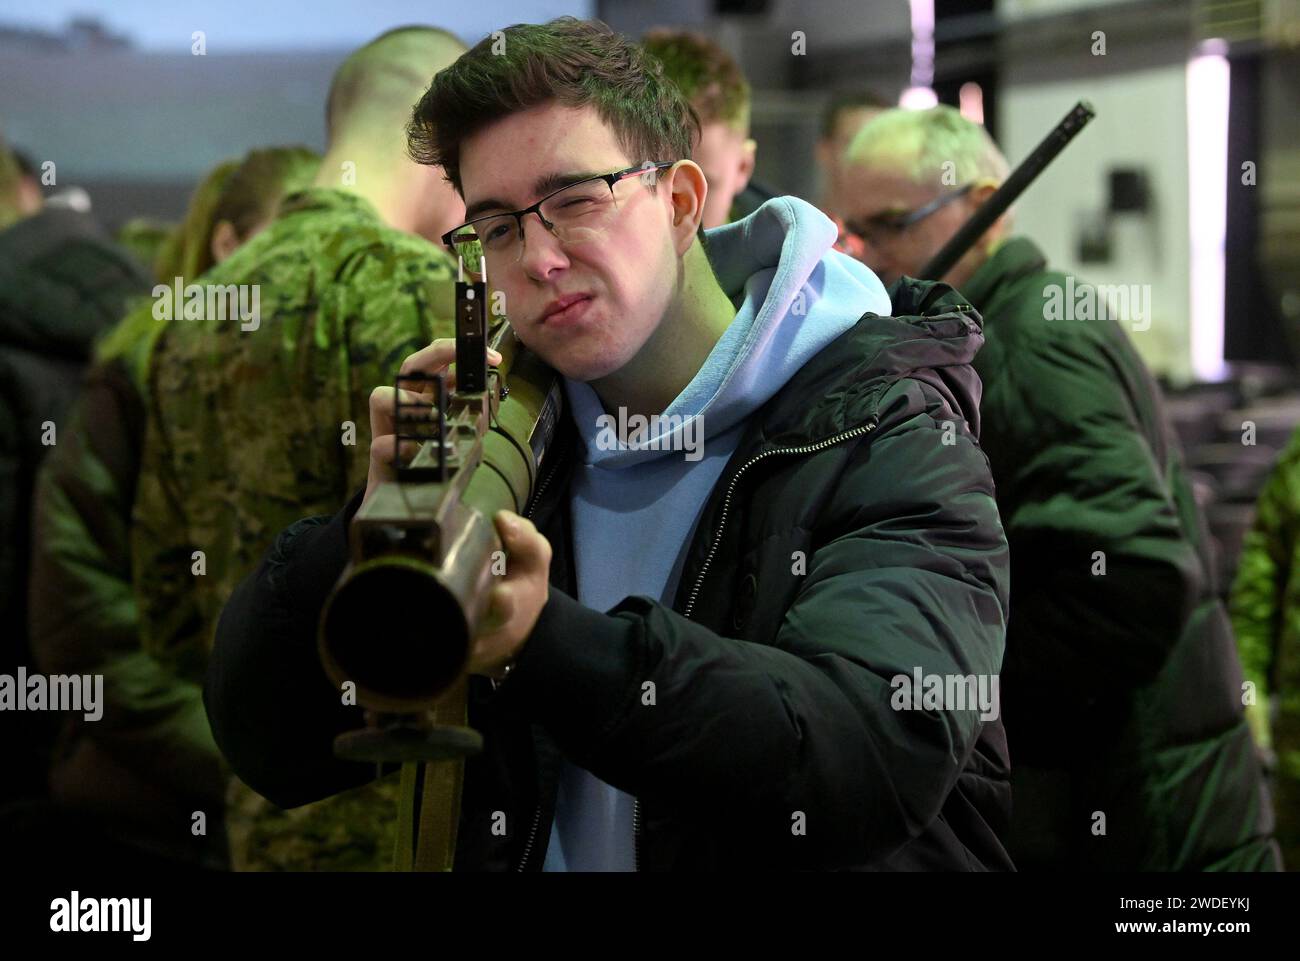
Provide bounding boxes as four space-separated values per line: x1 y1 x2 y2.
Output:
1187 41 1230 382
959 82 985 125
900 86 939 109
902 0 936 109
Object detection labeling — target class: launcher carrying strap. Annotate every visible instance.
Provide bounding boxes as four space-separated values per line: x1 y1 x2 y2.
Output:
393 679 468 872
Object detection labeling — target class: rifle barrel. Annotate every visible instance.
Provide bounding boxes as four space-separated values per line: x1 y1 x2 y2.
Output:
918 101 1095 281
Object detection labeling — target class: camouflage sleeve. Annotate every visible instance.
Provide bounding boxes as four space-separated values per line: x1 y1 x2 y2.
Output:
130 317 207 681
1229 428 1300 752
330 248 458 495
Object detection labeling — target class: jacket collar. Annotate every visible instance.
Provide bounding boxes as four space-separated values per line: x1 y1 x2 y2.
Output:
752 277 986 447
0 206 108 264
959 236 1049 314
275 187 384 224
0 207 129 355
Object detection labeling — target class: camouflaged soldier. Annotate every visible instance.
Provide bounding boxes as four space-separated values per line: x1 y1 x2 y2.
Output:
28 146 319 872
1231 425 1300 870
131 26 469 871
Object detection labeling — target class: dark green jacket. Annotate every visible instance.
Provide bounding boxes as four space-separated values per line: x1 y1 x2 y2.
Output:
964 236 1279 870
28 327 230 868
0 206 147 803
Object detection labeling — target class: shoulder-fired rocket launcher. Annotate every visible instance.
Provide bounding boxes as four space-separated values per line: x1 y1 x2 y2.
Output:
317 255 564 767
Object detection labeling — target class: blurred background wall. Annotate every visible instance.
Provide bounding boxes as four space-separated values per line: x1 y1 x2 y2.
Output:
1 0 1298 383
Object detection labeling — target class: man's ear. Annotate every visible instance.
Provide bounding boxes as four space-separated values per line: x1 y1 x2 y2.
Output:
17 177 42 216
967 180 1010 248
667 160 708 257
736 138 757 195
814 139 832 175
969 180 999 206
210 219 242 264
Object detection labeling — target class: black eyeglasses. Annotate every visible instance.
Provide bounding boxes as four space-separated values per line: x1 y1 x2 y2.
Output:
846 183 975 246
441 161 678 266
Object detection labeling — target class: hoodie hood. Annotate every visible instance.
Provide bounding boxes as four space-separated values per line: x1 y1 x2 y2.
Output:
757 277 988 446
562 195 892 467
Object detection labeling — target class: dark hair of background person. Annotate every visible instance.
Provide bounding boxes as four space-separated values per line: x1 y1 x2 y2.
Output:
153 145 319 286
641 27 750 135
325 24 467 144
820 88 890 141
151 159 239 284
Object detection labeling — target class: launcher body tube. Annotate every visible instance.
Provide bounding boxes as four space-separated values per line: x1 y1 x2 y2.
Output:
318 327 562 714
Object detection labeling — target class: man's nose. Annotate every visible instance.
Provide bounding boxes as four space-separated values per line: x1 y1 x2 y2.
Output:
518 214 569 280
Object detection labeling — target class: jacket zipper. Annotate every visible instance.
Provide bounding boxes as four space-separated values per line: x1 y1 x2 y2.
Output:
514 792 545 873
633 415 880 871
682 417 879 620
512 442 564 872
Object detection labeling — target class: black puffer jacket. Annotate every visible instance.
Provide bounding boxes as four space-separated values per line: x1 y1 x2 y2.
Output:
0 206 148 802
206 279 1015 870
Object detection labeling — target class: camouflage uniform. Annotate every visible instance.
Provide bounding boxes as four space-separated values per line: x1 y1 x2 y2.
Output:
1230 425 1300 869
132 187 457 870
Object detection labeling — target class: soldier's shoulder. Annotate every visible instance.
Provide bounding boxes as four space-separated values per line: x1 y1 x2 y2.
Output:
190 222 424 296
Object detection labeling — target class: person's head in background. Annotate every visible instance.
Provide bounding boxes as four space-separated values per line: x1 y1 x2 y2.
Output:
642 27 755 229
410 17 730 416
322 25 468 243
0 132 43 230
152 158 238 284
839 105 1011 291
209 146 320 262
10 149 45 215
815 89 889 220
154 146 319 284
99 145 321 364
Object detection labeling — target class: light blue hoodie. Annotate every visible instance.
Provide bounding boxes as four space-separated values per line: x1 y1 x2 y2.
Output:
541 196 891 871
